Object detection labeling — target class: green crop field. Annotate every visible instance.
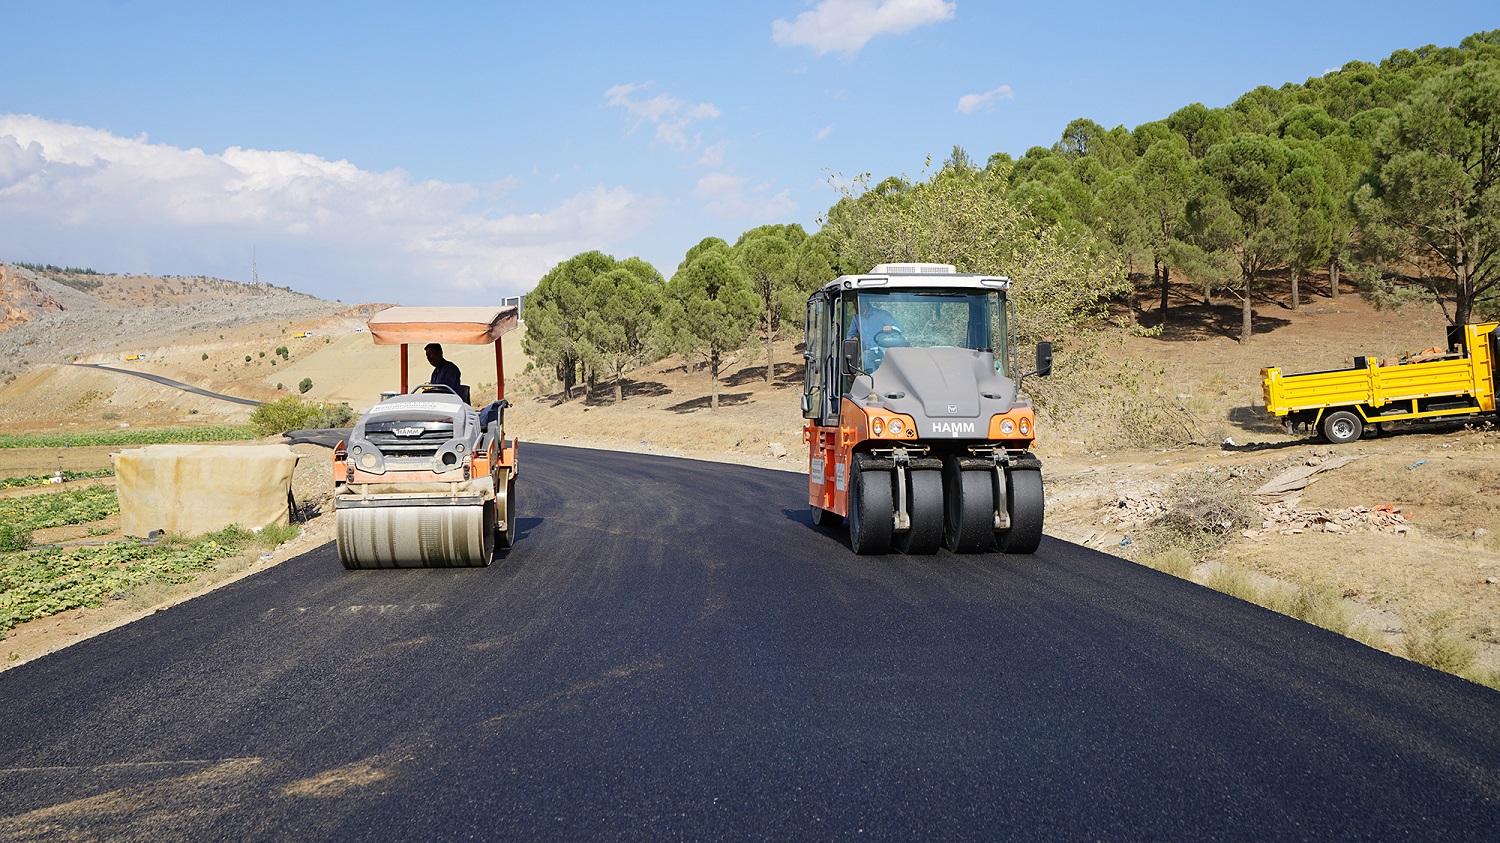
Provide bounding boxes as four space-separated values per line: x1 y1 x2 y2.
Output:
0 425 257 449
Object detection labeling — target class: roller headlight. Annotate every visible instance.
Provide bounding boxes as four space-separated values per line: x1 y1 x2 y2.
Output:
359 453 377 469
889 418 905 435
1000 418 1015 435
871 418 885 436
1019 418 1030 435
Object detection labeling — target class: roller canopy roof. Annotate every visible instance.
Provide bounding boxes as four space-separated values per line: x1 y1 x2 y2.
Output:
366 306 519 346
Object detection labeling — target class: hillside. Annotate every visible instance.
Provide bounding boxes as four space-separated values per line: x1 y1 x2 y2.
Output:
0 263 367 386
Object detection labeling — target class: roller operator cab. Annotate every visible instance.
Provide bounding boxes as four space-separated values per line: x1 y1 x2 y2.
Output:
802 264 1052 555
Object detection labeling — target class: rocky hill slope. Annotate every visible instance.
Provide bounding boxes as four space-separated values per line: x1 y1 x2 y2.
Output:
0 263 364 384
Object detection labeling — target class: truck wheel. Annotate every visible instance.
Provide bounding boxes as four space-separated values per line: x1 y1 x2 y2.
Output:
849 462 894 555
996 468 1044 554
1321 410 1363 445
943 459 993 553
811 504 842 528
895 468 943 555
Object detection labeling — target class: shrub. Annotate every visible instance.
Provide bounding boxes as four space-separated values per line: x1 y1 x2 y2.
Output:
258 351 266 358
1140 469 1255 556
250 397 316 436
276 346 289 359
298 378 313 394
0 523 33 552
1404 610 1479 674
201 353 208 361
244 355 251 362
249 397 354 435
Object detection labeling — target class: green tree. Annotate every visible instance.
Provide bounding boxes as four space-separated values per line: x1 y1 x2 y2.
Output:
1354 60 1500 324
580 260 664 403
1279 147 1336 310
664 239 759 410
524 251 615 399
1131 136 1195 320
733 224 807 383
820 163 1124 343
1189 133 1298 343
298 377 313 394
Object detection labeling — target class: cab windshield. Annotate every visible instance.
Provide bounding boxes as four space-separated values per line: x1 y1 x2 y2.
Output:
843 289 1010 374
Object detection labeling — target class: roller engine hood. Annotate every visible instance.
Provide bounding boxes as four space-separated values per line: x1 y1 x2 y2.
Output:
852 347 1024 435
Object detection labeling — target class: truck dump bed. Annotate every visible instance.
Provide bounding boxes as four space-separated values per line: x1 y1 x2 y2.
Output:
1262 322 1499 434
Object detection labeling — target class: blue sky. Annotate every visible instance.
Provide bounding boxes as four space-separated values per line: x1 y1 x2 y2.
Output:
0 1 1493 305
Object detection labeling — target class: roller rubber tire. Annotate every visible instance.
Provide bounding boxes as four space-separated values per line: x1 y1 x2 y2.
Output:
996 468 1044 554
1321 410 1363 445
943 459 993 553
849 462 894 555
811 504 843 528
496 475 516 549
895 468 943 555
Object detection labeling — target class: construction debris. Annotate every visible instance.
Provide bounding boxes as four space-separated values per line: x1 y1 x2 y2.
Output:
1252 454 1363 497
1247 500 1412 538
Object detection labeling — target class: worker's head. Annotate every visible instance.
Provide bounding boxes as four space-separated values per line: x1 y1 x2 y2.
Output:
424 343 444 366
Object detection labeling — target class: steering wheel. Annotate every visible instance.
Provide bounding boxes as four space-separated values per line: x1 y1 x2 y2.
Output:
874 325 909 348
412 383 459 395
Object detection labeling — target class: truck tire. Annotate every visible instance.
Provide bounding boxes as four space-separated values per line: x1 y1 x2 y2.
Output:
943 459 993 553
895 468 943 555
996 467 1044 554
849 462 894 555
1321 410 1363 445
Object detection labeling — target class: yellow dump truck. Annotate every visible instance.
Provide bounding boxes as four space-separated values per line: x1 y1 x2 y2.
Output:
1262 322 1499 443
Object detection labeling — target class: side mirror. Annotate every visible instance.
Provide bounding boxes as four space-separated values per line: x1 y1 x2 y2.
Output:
842 337 862 374
802 389 821 419
1034 341 1053 378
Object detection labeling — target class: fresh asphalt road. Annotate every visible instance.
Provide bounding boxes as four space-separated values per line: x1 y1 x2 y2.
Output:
68 363 262 406
1 443 1498 840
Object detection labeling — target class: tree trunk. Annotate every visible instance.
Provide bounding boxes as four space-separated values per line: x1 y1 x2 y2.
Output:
614 363 625 404
1157 258 1169 321
558 357 576 401
1329 258 1340 299
1291 267 1300 310
709 349 721 411
765 306 776 384
1240 276 1254 345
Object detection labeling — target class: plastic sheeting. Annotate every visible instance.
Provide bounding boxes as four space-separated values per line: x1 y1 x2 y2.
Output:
113 444 300 538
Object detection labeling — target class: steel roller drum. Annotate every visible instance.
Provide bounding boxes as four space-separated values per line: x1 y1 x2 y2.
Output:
337 502 495 569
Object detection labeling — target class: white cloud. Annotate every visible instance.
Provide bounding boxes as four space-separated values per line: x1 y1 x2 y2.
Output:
956 84 1014 114
693 172 796 220
697 141 729 167
605 83 721 153
0 114 662 302
814 125 835 141
772 0 956 57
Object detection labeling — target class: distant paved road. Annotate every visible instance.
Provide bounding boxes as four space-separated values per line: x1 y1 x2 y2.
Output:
68 362 262 407
0 443 1497 839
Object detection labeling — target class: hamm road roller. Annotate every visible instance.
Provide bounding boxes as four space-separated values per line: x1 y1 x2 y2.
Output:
802 264 1051 555
333 306 520 568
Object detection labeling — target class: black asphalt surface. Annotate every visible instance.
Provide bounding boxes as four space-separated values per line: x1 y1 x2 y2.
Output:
68 363 262 406
1 442 1498 840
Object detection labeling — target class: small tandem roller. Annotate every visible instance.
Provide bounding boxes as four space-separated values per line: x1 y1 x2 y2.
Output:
332 306 520 569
